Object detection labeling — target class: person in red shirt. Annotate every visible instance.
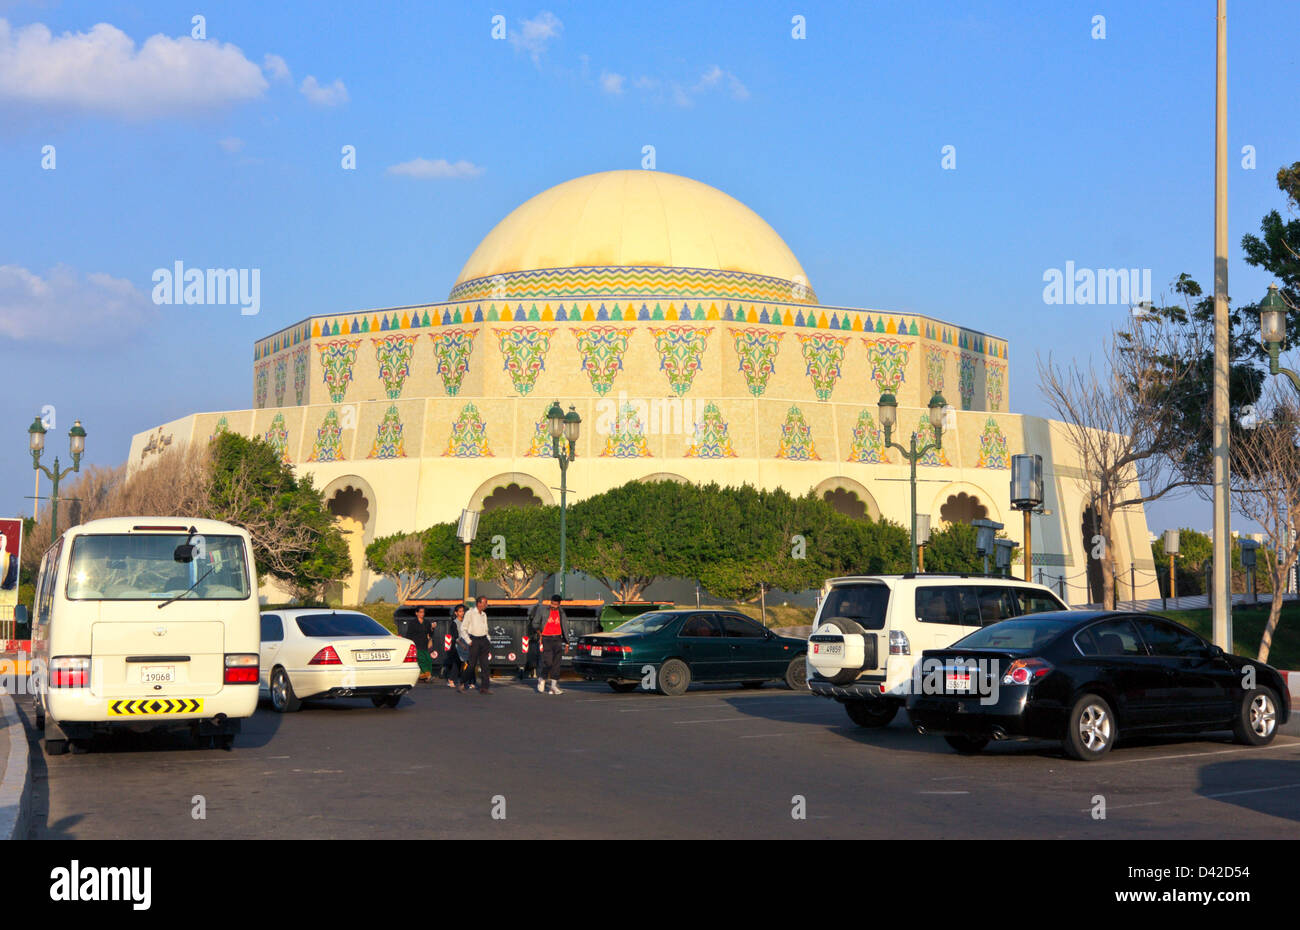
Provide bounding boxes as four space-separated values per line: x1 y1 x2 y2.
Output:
536 594 569 695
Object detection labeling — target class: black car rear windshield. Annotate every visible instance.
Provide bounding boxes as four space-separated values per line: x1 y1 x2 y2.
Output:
295 613 390 638
953 617 1073 651
819 584 890 630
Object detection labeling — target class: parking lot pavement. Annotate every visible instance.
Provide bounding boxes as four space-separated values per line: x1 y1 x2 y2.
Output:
18 679 1300 839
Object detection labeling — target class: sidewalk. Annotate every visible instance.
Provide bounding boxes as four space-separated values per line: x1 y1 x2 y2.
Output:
0 690 31 841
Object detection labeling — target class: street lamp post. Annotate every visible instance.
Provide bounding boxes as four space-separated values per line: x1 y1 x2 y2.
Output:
1259 284 1300 397
29 418 86 537
546 401 581 598
879 392 947 572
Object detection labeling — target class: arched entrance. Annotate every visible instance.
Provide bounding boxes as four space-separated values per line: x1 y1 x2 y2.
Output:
812 477 881 521
938 491 989 524
321 475 377 605
468 472 555 512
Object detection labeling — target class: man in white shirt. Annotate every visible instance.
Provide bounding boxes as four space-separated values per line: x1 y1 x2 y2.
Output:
459 595 492 695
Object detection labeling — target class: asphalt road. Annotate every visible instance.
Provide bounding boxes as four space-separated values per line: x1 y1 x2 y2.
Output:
16 678 1300 839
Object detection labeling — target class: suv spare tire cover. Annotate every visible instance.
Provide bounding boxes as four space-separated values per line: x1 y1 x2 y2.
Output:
807 617 869 685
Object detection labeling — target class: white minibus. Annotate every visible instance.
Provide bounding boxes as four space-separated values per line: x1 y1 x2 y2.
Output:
30 517 260 754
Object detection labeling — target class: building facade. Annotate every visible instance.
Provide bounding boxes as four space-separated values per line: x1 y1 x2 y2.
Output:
129 170 1160 605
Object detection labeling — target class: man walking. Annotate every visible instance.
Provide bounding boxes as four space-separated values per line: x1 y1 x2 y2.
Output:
460 595 493 696
535 594 569 695
444 603 466 689
524 595 549 682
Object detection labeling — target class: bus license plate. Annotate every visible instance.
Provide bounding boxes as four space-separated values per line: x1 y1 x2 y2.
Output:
140 666 176 684
354 651 390 662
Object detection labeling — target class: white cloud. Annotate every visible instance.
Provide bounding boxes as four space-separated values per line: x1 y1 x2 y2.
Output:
509 11 562 64
0 265 152 342
599 71 625 95
695 65 748 101
386 158 485 180
218 136 243 153
0 18 268 118
262 53 290 81
300 75 348 106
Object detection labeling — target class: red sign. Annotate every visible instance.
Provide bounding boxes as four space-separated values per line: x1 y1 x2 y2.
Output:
0 518 21 607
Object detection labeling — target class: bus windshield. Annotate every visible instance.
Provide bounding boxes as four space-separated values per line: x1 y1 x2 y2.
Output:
66 533 251 601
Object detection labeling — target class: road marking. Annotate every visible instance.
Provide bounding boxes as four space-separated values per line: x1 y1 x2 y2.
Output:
918 790 971 795
1079 781 1300 813
1097 739 1300 766
674 711 829 725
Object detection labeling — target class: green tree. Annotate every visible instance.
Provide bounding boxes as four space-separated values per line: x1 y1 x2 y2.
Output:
470 505 561 598
367 532 445 603
922 522 1019 575
206 432 351 603
1241 162 1300 355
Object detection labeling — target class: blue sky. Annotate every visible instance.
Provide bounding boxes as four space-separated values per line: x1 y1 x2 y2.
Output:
2 0 1296 535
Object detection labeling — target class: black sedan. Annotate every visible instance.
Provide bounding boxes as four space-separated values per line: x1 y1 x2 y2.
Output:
573 609 807 695
905 610 1290 761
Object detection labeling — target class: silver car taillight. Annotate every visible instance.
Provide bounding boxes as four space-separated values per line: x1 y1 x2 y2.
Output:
889 630 910 655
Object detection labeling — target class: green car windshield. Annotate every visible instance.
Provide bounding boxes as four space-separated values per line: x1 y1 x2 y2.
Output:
612 611 676 634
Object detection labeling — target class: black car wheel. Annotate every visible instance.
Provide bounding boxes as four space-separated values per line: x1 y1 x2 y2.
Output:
844 700 897 728
657 659 691 696
1064 693 1115 761
784 655 807 691
944 734 989 754
270 668 302 713
1232 686 1279 746
608 681 639 693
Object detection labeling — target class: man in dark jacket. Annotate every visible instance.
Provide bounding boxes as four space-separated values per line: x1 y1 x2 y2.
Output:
533 595 569 695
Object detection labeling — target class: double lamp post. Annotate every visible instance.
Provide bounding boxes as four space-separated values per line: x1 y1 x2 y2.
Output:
28 418 87 536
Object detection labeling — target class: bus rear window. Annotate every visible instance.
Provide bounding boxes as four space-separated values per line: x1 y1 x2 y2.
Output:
66 534 251 601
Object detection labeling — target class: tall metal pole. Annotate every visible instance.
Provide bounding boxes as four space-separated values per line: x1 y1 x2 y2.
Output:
558 457 568 598
909 433 918 573
1023 510 1032 582
1212 0 1232 650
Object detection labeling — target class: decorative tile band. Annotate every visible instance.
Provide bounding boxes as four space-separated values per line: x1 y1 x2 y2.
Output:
448 265 819 306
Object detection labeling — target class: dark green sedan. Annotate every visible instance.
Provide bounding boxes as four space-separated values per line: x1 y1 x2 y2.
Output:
573 609 808 695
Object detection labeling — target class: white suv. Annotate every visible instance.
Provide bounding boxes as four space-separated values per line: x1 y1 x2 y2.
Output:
805 574 1067 727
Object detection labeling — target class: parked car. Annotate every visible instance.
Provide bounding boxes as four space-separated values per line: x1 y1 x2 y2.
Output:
573 609 806 695
259 609 420 712
905 610 1290 760
805 574 1068 729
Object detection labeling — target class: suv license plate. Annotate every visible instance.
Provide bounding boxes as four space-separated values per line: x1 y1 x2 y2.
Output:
355 651 390 662
815 643 842 656
140 666 176 684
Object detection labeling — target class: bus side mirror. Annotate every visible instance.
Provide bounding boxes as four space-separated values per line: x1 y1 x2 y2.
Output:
14 605 30 638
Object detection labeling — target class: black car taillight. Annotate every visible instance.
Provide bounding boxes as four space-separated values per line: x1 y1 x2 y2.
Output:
1002 657 1052 685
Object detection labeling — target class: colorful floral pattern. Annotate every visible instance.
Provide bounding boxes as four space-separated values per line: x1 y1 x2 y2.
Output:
986 362 1006 412
496 326 555 395
429 329 477 396
925 347 948 395
209 416 231 442
444 403 492 457
525 413 557 458
730 328 783 396
864 338 911 394
273 356 288 407
650 325 711 396
600 403 652 458
373 335 418 400
574 325 632 396
917 413 951 467
308 408 345 462
847 410 886 464
292 346 310 406
798 333 849 401
368 405 406 459
959 353 977 410
775 406 820 461
264 413 290 463
254 361 270 409
976 418 1009 469
685 402 738 458
318 339 362 404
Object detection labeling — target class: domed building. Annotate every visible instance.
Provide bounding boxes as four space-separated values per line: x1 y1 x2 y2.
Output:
129 170 1159 605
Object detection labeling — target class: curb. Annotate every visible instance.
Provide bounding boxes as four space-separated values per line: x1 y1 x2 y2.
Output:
0 691 31 841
